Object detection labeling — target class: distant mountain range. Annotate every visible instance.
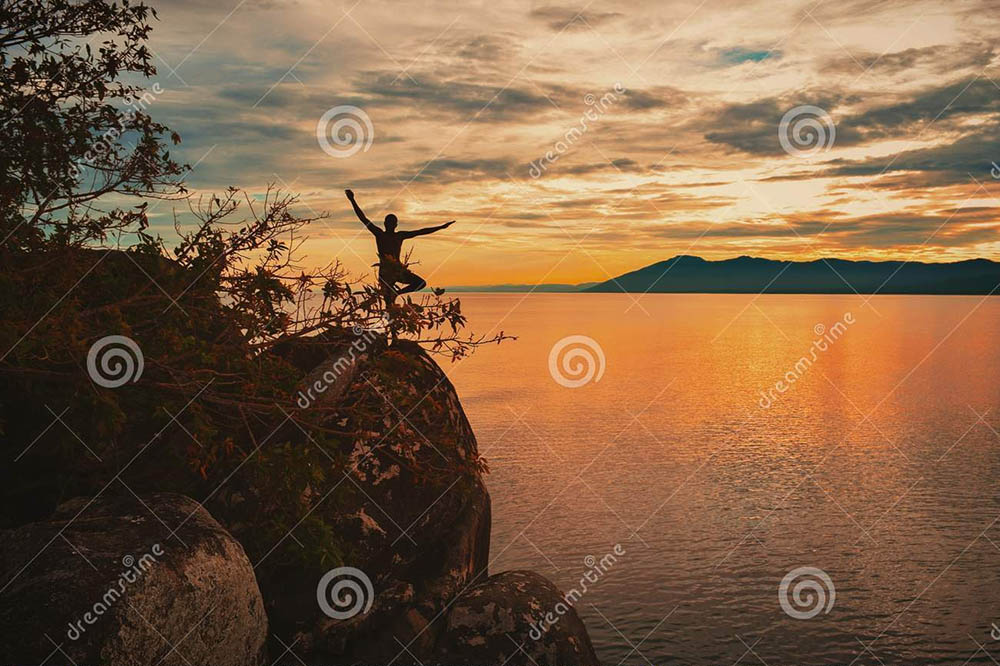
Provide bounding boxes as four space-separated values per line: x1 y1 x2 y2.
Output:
446 256 1000 294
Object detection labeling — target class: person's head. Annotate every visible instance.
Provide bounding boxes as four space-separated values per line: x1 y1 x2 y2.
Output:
384 213 398 231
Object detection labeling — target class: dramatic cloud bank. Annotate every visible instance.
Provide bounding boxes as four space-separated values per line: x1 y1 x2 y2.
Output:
144 0 1000 284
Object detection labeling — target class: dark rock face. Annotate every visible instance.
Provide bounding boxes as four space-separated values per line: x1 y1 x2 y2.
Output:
0 493 267 666
266 338 599 666
0 336 599 666
267 339 493 663
264 341 597 666
436 570 600 666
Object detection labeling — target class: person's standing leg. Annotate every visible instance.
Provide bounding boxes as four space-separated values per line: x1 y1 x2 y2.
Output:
378 265 398 308
376 265 399 344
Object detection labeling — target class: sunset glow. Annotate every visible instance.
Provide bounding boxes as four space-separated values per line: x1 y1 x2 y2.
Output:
147 0 1000 284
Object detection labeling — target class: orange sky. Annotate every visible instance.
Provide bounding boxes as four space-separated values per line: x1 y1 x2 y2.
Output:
144 0 1000 285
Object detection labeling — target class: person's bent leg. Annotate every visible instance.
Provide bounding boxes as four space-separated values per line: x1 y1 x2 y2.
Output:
396 273 426 295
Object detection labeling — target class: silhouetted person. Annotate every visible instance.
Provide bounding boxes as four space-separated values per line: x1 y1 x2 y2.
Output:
345 189 454 305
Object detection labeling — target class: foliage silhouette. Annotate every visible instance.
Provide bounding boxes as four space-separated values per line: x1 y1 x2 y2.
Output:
0 0 508 570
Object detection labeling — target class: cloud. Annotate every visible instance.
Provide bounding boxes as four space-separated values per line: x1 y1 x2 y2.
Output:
824 124 1000 186
528 6 624 31
345 70 685 123
618 86 688 111
703 76 1000 158
350 71 554 120
620 206 1000 250
841 77 1000 135
402 156 520 184
702 94 864 155
821 42 995 76
558 158 645 175
453 34 521 62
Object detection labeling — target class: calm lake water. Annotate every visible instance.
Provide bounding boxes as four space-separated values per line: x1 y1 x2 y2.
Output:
443 293 1000 666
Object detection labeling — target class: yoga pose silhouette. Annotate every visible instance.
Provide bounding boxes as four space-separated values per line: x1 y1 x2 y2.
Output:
345 189 454 304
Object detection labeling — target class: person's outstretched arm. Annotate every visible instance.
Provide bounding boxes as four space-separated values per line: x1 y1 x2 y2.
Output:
345 189 379 234
404 220 455 238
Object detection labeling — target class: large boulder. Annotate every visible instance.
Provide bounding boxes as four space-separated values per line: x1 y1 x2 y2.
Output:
0 493 267 666
264 337 601 666
436 570 600 666
266 338 492 663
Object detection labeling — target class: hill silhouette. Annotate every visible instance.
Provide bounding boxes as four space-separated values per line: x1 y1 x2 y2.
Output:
584 255 1000 295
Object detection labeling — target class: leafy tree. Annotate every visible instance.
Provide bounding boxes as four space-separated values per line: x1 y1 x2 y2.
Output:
0 0 184 245
0 0 507 570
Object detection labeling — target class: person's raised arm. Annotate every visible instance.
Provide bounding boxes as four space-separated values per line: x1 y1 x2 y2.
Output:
404 220 455 238
345 189 379 234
